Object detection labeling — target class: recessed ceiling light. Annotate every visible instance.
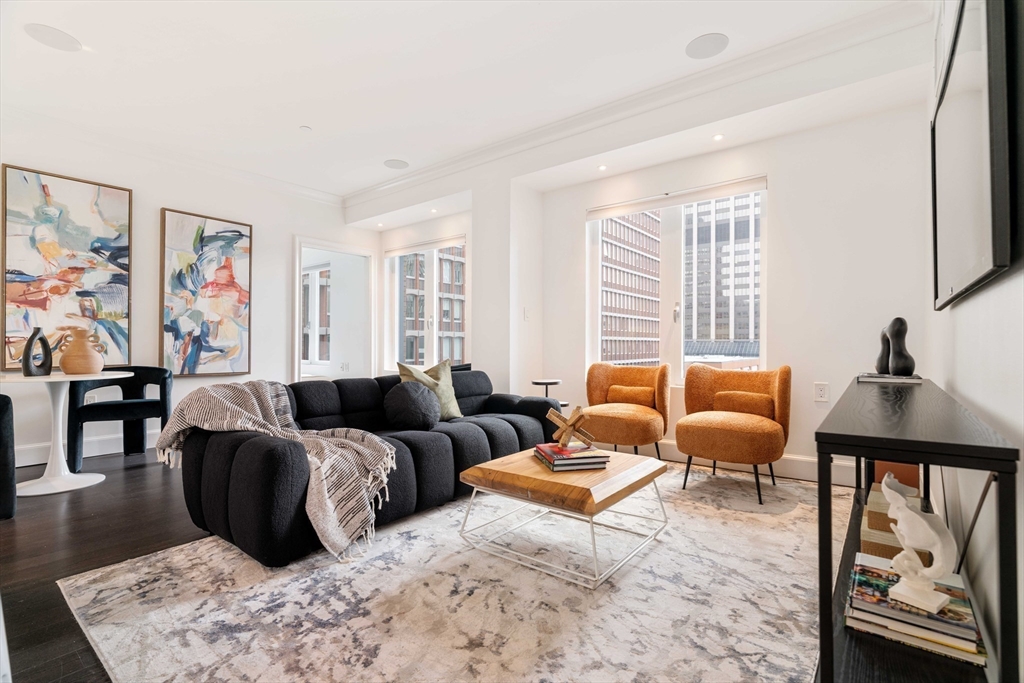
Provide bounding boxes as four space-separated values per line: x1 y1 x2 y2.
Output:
299 125 312 132
598 165 608 171
430 208 438 213
686 33 729 60
24 23 82 52
377 223 384 228
384 159 409 170
712 134 724 142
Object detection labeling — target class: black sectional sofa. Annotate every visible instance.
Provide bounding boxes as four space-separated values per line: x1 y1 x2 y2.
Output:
180 370 559 566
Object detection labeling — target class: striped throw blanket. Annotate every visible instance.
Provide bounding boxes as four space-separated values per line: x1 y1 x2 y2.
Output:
156 380 396 559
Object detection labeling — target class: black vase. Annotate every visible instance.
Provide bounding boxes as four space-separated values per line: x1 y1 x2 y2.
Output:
875 328 890 374
21 327 53 377
886 317 916 376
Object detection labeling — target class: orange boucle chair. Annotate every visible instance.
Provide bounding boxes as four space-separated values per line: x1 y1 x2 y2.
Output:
675 364 791 504
582 363 670 459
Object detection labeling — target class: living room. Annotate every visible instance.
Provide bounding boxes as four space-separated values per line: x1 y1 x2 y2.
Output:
1 2 1021 682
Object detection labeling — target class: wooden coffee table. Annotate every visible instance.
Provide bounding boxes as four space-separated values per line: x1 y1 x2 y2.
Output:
459 449 668 589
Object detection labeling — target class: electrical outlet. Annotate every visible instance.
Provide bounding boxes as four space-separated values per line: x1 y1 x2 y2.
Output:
814 382 830 402
85 395 97 404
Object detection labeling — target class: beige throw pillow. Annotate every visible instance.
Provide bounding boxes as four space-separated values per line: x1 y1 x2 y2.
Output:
397 359 463 421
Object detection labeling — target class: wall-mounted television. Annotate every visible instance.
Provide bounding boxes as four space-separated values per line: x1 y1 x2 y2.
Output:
931 0 1011 310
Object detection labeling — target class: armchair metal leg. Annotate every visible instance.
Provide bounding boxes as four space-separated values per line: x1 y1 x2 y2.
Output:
769 462 777 486
654 442 661 460
753 465 763 505
683 456 693 489
66 420 85 473
613 445 618 452
712 461 716 476
633 445 638 455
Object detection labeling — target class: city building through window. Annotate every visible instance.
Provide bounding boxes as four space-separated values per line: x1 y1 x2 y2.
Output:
392 244 468 367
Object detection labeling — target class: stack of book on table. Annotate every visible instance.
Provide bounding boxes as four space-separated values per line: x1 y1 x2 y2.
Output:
534 441 610 472
845 553 986 667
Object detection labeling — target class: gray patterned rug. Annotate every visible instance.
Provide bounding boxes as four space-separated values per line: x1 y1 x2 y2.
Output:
59 463 852 682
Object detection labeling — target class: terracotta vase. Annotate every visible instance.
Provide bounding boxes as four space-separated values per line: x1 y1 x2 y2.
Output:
58 327 106 375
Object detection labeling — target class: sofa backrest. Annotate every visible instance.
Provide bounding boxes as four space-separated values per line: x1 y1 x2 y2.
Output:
288 369 494 431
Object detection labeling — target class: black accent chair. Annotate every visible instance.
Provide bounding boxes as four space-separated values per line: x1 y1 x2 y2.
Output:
66 366 173 473
1 394 15 519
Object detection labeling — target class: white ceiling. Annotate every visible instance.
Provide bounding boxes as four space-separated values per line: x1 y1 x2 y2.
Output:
518 63 932 193
1 1 900 198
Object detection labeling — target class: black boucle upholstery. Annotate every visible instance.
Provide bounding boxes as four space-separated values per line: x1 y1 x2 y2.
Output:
228 435 319 567
430 421 491 496
375 374 402 399
375 437 417 526
200 431 265 543
181 369 554 566
384 382 440 430
451 416 520 459
375 430 454 511
291 381 342 428
181 430 213 531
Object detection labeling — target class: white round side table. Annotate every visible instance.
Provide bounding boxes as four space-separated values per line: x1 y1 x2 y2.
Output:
1 371 133 497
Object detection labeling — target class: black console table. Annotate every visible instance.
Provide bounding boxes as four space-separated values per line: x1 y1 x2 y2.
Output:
815 379 1018 683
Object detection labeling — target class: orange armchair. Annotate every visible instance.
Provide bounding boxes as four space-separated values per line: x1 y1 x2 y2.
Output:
675 364 791 504
581 362 670 459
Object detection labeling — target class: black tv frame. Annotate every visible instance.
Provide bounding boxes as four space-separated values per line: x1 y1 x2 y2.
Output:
931 0 1012 311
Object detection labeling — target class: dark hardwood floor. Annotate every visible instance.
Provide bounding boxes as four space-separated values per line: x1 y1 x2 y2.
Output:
0 452 207 683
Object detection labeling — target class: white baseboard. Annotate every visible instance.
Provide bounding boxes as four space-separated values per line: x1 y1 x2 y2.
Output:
15 429 162 468
610 440 858 487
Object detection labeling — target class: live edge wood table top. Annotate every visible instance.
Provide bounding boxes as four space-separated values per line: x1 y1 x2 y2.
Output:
459 449 667 517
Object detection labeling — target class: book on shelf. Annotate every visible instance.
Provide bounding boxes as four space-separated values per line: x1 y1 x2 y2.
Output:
533 451 606 472
860 507 932 565
857 373 923 384
846 553 985 667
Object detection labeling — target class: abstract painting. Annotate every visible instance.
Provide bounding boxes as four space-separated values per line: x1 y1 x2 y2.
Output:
160 208 251 376
3 165 131 370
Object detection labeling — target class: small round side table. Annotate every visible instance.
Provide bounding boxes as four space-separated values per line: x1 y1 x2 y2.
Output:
531 379 570 408
3 370 133 497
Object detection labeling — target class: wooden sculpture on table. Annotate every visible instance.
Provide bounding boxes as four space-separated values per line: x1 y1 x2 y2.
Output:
546 406 595 447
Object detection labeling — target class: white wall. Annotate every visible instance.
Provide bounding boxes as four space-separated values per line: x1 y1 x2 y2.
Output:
541 103 933 482
1 112 379 466
299 247 371 380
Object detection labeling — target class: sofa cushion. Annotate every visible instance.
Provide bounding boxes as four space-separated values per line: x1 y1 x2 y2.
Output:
476 413 545 451
452 370 494 416
290 380 344 431
384 381 441 431
713 390 774 420
451 416 520 459
398 360 463 420
430 421 491 497
581 403 665 446
607 384 656 408
375 438 417 526
373 430 455 512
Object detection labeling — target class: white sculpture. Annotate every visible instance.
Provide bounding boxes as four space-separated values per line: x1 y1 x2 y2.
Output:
881 472 958 613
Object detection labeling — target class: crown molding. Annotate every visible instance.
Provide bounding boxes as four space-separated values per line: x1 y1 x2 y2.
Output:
342 1 933 210
0 105 344 207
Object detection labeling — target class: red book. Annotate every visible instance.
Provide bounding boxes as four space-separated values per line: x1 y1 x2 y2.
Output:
535 442 609 465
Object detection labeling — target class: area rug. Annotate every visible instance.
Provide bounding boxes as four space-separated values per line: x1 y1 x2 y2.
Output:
59 463 852 682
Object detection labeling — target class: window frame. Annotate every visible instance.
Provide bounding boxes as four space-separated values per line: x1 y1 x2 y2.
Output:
587 185 766 383
301 263 332 366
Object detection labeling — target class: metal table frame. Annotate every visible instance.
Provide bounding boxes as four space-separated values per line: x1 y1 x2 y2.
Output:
459 480 667 589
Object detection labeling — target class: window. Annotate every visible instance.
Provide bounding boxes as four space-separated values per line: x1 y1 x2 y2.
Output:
389 243 468 367
300 266 331 364
593 187 764 375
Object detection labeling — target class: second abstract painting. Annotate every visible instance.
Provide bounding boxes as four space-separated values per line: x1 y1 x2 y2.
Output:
160 208 251 376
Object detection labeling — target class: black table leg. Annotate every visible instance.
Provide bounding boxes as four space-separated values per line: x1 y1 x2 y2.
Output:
855 456 862 491
922 464 930 500
865 459 875 490
818 450 833 683
997 472 1019 683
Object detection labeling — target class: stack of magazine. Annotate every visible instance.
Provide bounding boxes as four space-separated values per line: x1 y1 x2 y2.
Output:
845 553 986 667
534 441 610 472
